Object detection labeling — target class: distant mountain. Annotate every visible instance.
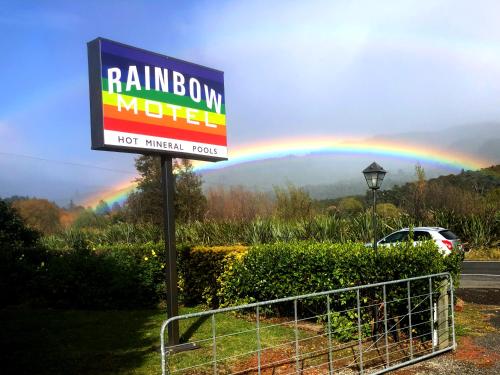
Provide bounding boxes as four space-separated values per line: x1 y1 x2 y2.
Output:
368 122 500 161
200 123 499 199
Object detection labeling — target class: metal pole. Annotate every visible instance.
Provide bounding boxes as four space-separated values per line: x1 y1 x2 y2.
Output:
449 275 456 350
161 155 179 346
429 277 435 352
356 289 364 374
256 307 261 375
383 285 389 367
407 281 413 359
294 299 300 374
212 314 217 375
372 189 377 252
326 295 333 374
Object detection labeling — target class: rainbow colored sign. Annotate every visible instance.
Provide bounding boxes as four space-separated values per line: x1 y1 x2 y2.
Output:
87 38 227 161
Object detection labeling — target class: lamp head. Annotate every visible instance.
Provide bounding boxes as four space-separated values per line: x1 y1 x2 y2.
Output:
362 162 387 190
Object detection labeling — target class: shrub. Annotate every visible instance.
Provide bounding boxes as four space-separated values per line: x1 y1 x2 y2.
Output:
337 197 364 216
26 242 159 308
0 200 39 247
178 245 248 307
0 200 42 306
218 241 463 341
376 203 401 218
218 241 463 311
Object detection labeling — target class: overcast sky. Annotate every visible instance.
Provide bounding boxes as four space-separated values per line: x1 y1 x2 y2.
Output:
1 0 500 204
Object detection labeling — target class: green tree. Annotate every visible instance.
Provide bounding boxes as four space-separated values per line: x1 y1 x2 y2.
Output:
174 159 207 222
337 197 364 216
95 200 111 216
0 200 39 247
73 208 109 228
376 203 401 218
126 156 206 224
274 183 313 220
412 163 426 221
0 200 41 307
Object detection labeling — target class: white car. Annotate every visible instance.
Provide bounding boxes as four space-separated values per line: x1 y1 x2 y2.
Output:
376 227 463 255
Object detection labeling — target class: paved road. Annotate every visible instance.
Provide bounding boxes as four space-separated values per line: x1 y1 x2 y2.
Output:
460 261 500 289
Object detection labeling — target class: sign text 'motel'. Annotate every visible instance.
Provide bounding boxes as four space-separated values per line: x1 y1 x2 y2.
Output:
87 38 227 161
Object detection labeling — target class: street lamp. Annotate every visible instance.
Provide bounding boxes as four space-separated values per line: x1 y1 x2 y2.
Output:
362 162 387 251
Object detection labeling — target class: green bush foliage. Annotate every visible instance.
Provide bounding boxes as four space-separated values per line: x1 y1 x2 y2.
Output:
218 241 463 341
218 241 463 309
38 242 167 308
2 239 247 309
1 239 167 309
0 200 39 247
178 245 248 307
0 200 42 306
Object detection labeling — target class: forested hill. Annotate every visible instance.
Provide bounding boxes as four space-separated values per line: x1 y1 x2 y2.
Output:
371 164 500 213
426 164 499 194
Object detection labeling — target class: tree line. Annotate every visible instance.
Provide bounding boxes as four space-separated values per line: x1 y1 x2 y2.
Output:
2 158 499 242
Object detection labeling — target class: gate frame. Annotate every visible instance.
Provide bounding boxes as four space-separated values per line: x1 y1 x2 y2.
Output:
161 272 456 375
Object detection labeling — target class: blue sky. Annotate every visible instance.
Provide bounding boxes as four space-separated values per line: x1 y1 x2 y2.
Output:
1 1 500 204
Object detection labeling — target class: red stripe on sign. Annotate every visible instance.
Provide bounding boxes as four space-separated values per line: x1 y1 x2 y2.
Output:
103 117 227 146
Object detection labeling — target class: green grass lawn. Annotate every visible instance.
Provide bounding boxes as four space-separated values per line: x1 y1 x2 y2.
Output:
4 301 489 375
0 307 164 374
0 306 302 375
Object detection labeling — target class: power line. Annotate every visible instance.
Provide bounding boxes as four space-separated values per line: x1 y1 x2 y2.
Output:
0 151 137 175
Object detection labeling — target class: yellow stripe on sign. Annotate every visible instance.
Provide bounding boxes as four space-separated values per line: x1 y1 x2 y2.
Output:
102 91 226 126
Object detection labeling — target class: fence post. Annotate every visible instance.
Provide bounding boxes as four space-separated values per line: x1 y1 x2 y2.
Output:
326 295 333 374
450 275 457 350
356 289 364 374
383 284 389 367
437 278 449 349
429 277 435 353
294 299 300 374
256 306 261 375
212 314 217 375
407 281 413 359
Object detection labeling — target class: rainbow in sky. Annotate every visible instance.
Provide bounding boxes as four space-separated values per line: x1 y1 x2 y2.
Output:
81 137 495 209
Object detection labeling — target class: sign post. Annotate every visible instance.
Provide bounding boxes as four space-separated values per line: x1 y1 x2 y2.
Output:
87 38 227 347
161 156 179 345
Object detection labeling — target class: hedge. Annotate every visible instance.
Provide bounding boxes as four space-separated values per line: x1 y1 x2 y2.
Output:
218 242 462 312
1 241 247 309
217 241 463 341
2 239 462 312
0 242 167 309
178 245 248 307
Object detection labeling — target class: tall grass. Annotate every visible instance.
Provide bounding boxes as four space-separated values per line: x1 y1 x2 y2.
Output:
42 210 499 249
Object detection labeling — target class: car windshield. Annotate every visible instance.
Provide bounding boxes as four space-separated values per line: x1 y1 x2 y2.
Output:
439 230 459 240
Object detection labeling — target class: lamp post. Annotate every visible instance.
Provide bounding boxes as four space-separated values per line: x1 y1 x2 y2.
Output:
362 162 387 251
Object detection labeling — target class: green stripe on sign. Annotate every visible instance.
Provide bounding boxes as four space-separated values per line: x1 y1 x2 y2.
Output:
101 78 226 115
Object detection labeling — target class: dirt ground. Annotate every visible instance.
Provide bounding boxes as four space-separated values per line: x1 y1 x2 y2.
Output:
229 288 500 375
393 288 500 375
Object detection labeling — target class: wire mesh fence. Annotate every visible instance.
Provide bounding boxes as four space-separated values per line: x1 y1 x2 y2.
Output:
161 273 455 374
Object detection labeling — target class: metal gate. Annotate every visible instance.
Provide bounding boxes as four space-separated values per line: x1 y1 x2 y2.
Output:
161 273 455 374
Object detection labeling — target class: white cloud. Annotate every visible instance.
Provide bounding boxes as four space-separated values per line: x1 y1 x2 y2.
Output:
181 0 500 143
